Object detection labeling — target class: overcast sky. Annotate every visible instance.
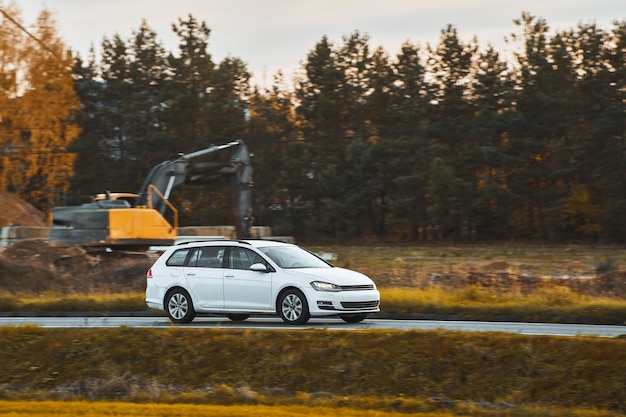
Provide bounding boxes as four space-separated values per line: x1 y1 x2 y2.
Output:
13 0 626 87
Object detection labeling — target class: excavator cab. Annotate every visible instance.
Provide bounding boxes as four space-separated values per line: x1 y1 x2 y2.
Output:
92 192 138 205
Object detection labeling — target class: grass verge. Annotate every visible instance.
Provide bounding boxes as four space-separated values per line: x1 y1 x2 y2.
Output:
2 286 626 325
1 327 626 414
1 399 625 417
378 286 626 324
0 292 146 313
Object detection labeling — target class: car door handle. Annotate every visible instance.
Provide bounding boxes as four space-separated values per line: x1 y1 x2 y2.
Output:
225 274 234 278
186 273 196 276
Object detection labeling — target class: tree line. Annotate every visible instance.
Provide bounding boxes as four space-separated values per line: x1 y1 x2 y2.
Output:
1 6 624 242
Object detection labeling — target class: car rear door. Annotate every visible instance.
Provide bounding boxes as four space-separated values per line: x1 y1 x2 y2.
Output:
183 246 225 309
223 246 273 310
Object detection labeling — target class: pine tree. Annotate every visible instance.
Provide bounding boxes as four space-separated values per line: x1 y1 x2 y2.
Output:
247 73 302 235
423 25 477 238
70 21 173 200
295 35 345 137
385 42 430 240
468 45 517 239
167 15 215 151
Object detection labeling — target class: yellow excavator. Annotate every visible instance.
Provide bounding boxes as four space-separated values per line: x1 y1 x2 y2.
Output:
48 140 252 250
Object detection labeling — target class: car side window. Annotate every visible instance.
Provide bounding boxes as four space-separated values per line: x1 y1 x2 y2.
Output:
228 247 262 270
187 246 225 268
166 248 190 266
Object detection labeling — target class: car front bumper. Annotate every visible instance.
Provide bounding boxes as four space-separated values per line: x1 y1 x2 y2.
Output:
303 287 381 316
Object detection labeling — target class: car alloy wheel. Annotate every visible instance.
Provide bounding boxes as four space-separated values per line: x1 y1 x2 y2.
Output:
278 289 310 325
166 288 196 324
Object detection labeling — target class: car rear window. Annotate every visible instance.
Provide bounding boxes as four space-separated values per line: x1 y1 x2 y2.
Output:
166 248 190 266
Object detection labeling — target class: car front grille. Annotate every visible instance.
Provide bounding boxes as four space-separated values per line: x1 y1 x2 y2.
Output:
340 300 380 309
339 284 375 291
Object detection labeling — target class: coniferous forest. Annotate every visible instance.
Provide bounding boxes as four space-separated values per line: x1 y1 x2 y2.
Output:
1 7 625 243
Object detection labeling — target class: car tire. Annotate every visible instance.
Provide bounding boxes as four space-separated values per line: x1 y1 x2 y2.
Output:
226 314 250 322
340 314 368 323
165 288 196 324
278 288 310 325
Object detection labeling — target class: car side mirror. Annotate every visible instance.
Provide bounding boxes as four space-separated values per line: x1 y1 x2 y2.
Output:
250 263 268 272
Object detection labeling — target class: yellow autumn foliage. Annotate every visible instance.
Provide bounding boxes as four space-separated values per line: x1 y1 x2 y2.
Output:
0 6 80 214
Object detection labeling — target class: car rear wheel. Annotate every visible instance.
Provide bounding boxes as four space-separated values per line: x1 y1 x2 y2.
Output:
165 288 195 324
340 313 368 323
226 314 250 322
278 289 310 325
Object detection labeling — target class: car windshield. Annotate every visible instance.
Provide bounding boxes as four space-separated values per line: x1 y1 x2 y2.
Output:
258 246 331 269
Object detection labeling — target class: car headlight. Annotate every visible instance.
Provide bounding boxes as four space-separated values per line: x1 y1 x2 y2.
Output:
310 281 342 292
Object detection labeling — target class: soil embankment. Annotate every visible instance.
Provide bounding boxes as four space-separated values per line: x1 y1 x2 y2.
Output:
0 191 47 227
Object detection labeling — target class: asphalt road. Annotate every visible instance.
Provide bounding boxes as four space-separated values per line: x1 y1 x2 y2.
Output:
1 316 625 337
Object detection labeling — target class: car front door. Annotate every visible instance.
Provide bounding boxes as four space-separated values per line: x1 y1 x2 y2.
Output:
183 246 225 309
223 247 273 310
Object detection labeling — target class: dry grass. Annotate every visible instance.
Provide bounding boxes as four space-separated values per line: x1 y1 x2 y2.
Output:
0 400 452 417
1 243 625 324
314 243 626 273
378 286 626 324
0 292 146 312
2 244 625 415
0 400 458 417
3 284 626 325
0 400 624 417
313 243 626 289
1 327 625 415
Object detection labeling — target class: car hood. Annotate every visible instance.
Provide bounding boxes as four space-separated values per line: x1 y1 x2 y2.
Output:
282 267 374 286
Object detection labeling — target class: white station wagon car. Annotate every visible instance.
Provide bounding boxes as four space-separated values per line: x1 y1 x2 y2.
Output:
146 239 380 325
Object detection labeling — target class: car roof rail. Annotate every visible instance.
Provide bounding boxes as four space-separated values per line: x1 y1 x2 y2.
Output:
174 238 291 246
240 238 291 244
175 238 229 246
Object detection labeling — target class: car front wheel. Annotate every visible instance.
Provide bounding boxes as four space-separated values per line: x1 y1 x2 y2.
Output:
278 289 310 325
165 288 196 324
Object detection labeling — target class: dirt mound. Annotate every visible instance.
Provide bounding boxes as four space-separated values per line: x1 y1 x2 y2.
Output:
0 239 154 294
0 191 47 227
480 260 511 272
1 238 86 270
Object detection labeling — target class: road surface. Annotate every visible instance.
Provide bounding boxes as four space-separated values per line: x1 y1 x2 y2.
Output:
1 316 625 337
